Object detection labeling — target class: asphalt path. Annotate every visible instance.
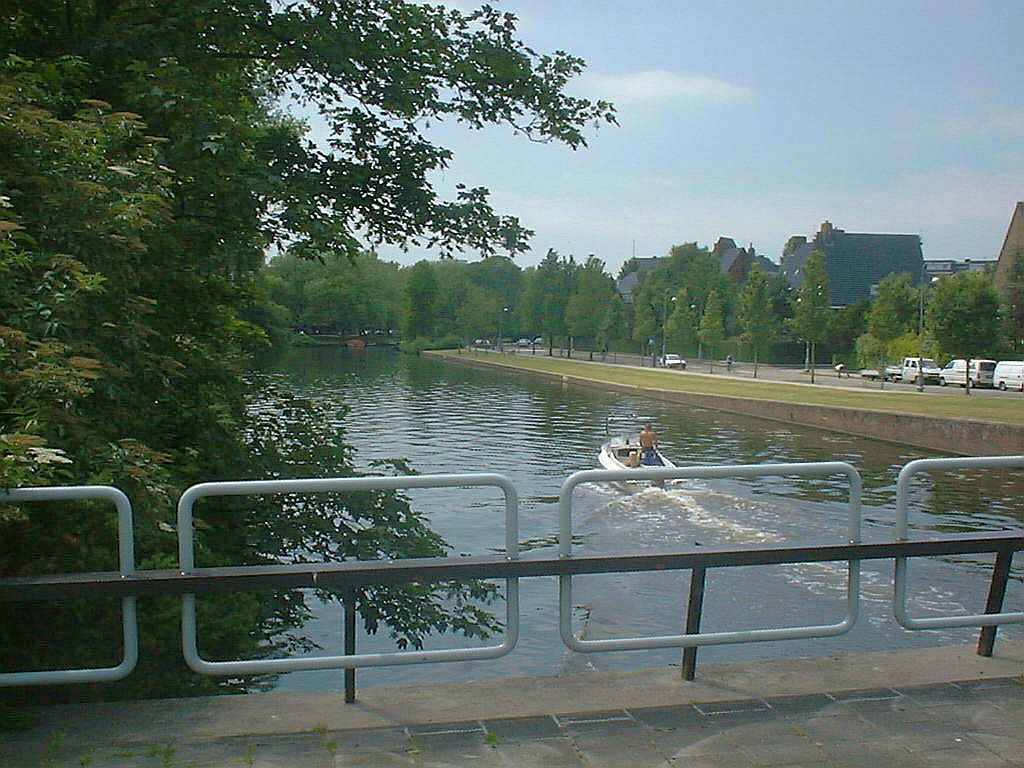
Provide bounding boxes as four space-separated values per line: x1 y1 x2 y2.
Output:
489 345 1023 400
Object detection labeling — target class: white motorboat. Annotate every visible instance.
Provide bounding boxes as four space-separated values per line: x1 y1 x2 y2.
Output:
597 417 675 473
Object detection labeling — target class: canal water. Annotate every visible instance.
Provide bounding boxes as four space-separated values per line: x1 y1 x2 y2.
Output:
250 348 1022 691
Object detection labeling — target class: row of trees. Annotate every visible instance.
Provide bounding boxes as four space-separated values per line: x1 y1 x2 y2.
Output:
261 248 625 353
263 238 1018 376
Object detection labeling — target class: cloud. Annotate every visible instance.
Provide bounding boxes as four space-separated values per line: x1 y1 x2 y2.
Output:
576 70 751 104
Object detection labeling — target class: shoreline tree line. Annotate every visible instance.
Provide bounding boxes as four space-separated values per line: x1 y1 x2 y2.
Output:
262 243 1020 370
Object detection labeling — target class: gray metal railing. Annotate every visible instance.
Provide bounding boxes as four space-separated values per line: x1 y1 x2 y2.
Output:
1 458 1021 695
0 486 138 687
558 463 862 654
894 456 1024 634
178 474 519 677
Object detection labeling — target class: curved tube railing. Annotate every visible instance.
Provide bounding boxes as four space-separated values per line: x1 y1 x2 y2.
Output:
3 457 1022 688
558 462 862 651
177 473 519 675
894 455 1024 631
0 486 138 686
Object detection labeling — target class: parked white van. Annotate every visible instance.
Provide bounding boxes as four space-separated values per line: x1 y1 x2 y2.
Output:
938 359 996 388
993 361 1024 391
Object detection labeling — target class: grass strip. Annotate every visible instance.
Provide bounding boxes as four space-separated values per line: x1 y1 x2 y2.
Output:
432 351 1024 426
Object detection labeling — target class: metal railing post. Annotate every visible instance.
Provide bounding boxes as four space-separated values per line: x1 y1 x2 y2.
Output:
977 550 1013 657
344 590 357 702
681 567 706 680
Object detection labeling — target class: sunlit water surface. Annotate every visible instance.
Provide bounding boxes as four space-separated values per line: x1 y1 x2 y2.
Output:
248 348 1022 691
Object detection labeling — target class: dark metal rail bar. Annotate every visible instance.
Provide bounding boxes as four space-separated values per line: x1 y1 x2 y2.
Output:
2 533 1020 602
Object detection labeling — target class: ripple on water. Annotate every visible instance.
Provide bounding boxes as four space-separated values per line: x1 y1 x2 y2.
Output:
252 351 1023 691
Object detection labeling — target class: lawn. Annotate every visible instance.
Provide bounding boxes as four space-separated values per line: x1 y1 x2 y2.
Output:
432 350 1024 426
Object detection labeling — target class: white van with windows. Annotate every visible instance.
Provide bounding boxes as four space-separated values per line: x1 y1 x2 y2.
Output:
993 361 1024 391
938 359 996 388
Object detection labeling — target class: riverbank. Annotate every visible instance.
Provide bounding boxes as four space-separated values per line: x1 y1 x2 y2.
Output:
5 642 1022 767
429 350 1024 455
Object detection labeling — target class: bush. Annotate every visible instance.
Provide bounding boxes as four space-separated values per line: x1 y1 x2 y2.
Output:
401 335 462 354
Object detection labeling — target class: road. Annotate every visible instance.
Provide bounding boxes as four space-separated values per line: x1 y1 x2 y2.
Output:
488 345 1022 399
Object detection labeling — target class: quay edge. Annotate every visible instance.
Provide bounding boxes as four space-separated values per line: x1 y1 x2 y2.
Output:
430 351 1024 456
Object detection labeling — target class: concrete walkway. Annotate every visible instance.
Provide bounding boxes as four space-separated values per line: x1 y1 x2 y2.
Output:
5 642 1023 767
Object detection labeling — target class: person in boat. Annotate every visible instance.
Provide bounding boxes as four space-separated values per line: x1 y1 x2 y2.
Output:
638 423 659 466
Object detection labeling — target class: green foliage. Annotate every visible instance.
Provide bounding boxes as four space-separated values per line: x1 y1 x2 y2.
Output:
867 272 917 342
457 286 505 340
925 271 1006 359
518 250 576 345
699 289 726 359
400 335 463 354
404 261 438 339
827 300 868 362
665 301 699 355
565 256 623 345
738 267 778 366
790 251 831 343
854 333 888 369
887 331 924 360
261 250 403 335
1 0 608 700
790 251 831 378
631 243 725 345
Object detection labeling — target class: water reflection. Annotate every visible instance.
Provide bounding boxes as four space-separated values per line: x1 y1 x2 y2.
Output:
252 348 1021 691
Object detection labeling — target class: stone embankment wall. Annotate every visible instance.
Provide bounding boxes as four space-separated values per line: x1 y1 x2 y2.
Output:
439 354 1024 456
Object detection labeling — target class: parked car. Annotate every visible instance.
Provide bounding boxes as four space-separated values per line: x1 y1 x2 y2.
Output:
658 354 686 369
881 364 904 382
891 357 941 384
939 359 996 388
993 360 1024 391
517 338 531 347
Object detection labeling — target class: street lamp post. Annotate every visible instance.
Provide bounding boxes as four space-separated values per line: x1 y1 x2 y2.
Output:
498 306 509 352
917 264 926 392
690 302 702 360
661 292 676 361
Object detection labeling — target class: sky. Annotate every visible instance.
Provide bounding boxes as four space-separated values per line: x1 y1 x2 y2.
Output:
314 1 1024 274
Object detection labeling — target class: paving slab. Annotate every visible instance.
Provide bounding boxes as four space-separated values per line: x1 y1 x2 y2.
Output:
1 642 1021 768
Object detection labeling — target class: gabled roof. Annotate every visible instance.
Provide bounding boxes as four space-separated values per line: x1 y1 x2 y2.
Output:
780 221 922 306
994 201 1024 293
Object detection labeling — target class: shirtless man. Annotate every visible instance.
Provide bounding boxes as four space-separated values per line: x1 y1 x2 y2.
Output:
638 423 659 466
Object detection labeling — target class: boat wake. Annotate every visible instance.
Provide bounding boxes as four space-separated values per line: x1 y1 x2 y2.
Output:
582 484 782 547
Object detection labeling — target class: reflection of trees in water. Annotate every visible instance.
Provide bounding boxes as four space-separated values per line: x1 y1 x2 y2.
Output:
919 468 1024 528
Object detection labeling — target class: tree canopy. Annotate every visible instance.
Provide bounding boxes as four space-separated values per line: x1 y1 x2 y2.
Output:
925 271 1005 359
0 0 614 698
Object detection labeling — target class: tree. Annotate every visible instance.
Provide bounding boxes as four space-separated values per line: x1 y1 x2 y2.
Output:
665 300 699 357
457 285 504 340
404 261 438 339
518 250 576 353
827 299 869 365
565 256 621 357
738 267 778 377
867 273 916 343
926 271 1005 361
1 1 613 696
631 243 726 351
699 289 726 371
790 251 831 383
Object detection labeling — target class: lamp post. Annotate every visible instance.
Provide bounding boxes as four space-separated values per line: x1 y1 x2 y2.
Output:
661 292 676 361
917 270 941 392
917 264 926 392
690 302 702 360
498 306 509 352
